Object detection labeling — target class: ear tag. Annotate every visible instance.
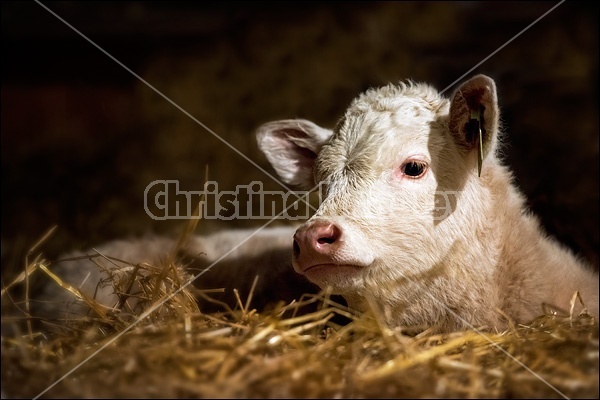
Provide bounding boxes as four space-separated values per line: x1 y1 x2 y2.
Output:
469 108 485 177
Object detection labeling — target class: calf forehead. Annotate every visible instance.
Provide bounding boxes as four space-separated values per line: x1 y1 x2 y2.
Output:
316 85 447 181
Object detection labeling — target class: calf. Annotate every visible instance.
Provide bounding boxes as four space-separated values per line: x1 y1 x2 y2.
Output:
257 74 598 331
33 75 597 333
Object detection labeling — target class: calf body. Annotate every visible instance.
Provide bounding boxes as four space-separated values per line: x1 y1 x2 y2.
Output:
34 227 316 322
258 74 598 331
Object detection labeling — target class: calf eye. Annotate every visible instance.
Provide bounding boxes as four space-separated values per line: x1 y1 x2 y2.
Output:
402 161 426 178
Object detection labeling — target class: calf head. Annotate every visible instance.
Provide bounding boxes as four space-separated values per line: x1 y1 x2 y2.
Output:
257 75 500 305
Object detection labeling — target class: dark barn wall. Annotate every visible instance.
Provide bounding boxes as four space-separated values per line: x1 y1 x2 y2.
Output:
1 1 598 275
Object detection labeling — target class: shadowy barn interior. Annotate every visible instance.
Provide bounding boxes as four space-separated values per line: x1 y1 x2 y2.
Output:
1 1 598 398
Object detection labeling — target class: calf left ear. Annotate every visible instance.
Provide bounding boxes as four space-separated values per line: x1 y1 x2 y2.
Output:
448 75 499 164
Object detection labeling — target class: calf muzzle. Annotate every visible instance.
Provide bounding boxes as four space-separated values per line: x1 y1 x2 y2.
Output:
292 219 343 272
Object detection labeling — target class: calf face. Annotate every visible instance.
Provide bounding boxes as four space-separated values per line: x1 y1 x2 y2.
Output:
258 75 498 295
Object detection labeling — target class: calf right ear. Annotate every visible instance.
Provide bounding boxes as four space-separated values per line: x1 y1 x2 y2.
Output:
256 119 333 189
448 75 500 166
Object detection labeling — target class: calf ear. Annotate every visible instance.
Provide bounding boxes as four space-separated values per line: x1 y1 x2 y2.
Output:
256 119 333 188
448 75 499 166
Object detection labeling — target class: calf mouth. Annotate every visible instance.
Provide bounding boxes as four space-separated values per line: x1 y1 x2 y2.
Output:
299 263 365 279
304 263 364 272
293 262 368 292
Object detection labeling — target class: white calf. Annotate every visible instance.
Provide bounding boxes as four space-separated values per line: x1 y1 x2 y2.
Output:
257 74 599 331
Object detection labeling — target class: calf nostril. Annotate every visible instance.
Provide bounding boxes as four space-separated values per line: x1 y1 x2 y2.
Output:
316 223 341 245
317 236 336 245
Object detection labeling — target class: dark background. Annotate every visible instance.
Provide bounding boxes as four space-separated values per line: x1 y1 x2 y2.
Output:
1 1 598 278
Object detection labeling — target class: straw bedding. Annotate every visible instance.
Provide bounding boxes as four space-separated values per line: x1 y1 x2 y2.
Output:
1 245 598 399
